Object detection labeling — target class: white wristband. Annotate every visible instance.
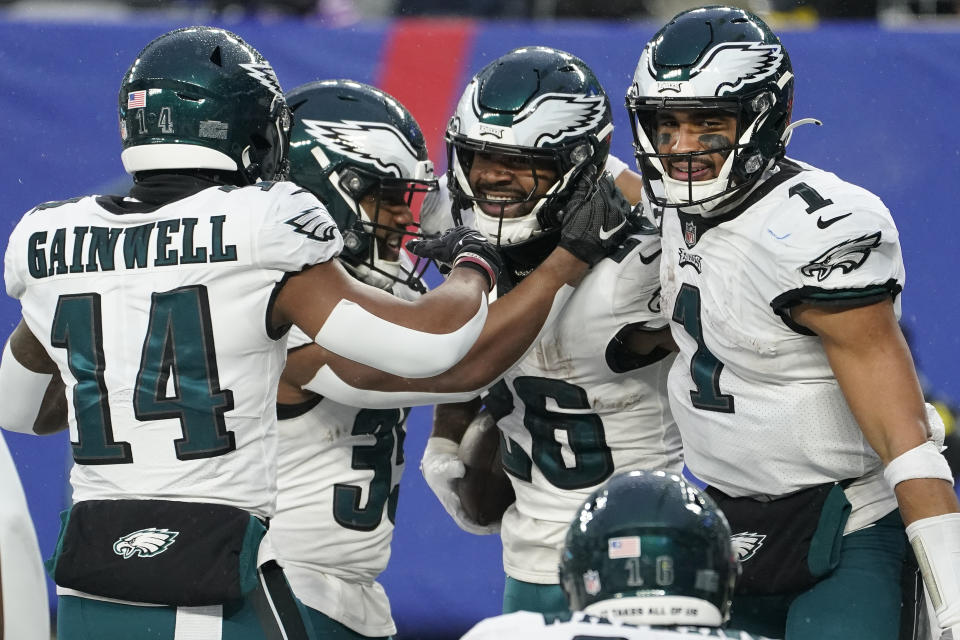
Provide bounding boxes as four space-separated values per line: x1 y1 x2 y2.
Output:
604 154 629 180
906 513 960 629
883 441 953 489
314 295 487 379
0 342 53 434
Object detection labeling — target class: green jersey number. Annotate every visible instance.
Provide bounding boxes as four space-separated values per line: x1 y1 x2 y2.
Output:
671 283 735 413
486 377 614 490
333 408 407 532
51 285 236 465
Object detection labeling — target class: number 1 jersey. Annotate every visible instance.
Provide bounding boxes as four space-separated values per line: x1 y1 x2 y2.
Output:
658 158 903 530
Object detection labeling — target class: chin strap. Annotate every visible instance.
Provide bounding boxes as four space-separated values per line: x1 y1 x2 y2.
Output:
781 117 822 147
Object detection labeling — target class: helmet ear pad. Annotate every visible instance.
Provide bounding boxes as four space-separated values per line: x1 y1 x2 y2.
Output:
243 99 291 183
535 132 611 231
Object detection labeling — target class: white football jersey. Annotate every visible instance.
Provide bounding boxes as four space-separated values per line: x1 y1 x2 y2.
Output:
4 181 341 518
658 159 903 524
271 398 406 637
271 275 418 637
462 611 767 640
490 229 682 583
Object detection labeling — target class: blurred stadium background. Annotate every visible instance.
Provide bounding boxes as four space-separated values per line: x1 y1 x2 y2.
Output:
1 1 959 637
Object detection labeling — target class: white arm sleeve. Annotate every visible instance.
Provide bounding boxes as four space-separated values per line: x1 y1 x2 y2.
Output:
0 435 51 640
314 295 488 379
306 284 576 405
304 364 484 408
0 342 52 434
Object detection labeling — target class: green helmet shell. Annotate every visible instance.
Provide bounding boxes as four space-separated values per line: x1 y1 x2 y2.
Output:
119 26 291 184
627 5 794 214
559 470 738 627
286 79 436 292
446 46 613 251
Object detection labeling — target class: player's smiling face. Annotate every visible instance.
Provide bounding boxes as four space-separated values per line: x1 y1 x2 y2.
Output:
360 188 412 262
468 151 559 219
655 109 738 182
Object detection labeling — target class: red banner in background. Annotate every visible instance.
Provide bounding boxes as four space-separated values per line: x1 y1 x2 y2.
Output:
377 18 476 186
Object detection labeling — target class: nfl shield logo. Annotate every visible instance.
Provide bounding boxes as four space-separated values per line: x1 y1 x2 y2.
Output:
684 221 697 247
583 570 602 596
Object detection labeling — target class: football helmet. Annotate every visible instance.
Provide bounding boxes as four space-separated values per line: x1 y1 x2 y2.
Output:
119 26 291 184
627 6 795 215
446 46 613 269
286 80 437 292
559 470 738 627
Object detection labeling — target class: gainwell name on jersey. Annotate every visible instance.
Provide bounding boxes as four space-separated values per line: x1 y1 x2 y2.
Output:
24 214 239 278
20 187 338 279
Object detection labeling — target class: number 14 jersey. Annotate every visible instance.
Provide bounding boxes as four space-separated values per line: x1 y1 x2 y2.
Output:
4 181 341 518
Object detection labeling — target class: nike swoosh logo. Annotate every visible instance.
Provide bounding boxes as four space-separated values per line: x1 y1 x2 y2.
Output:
817 212 852 229
638 249 662 264
598 219 627 241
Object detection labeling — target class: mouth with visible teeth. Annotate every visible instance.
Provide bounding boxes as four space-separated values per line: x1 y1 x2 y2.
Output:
668 159 715 182
477 191 529 218
379 234 403 262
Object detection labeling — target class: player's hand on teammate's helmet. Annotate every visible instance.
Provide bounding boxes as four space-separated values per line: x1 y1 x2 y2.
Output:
556 166 634 266
420 437 500 535
406 226 502 292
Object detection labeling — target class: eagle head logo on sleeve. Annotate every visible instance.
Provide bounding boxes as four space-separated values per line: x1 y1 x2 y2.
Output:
113 527 180 559
800 232 882 282
285 206 338 242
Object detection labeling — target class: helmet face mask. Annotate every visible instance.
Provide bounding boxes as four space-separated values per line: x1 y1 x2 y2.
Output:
119 26 291 185
286 80 438 293
558 470 739 627
446 46 613 255
627 6 794 216
349 172 437 292
448 138 567 246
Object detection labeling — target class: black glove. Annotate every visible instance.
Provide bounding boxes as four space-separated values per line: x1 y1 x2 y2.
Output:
556 167 634 266
406 225 503 292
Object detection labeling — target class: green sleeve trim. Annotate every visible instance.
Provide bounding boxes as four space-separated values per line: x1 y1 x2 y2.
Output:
770 279 902 336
